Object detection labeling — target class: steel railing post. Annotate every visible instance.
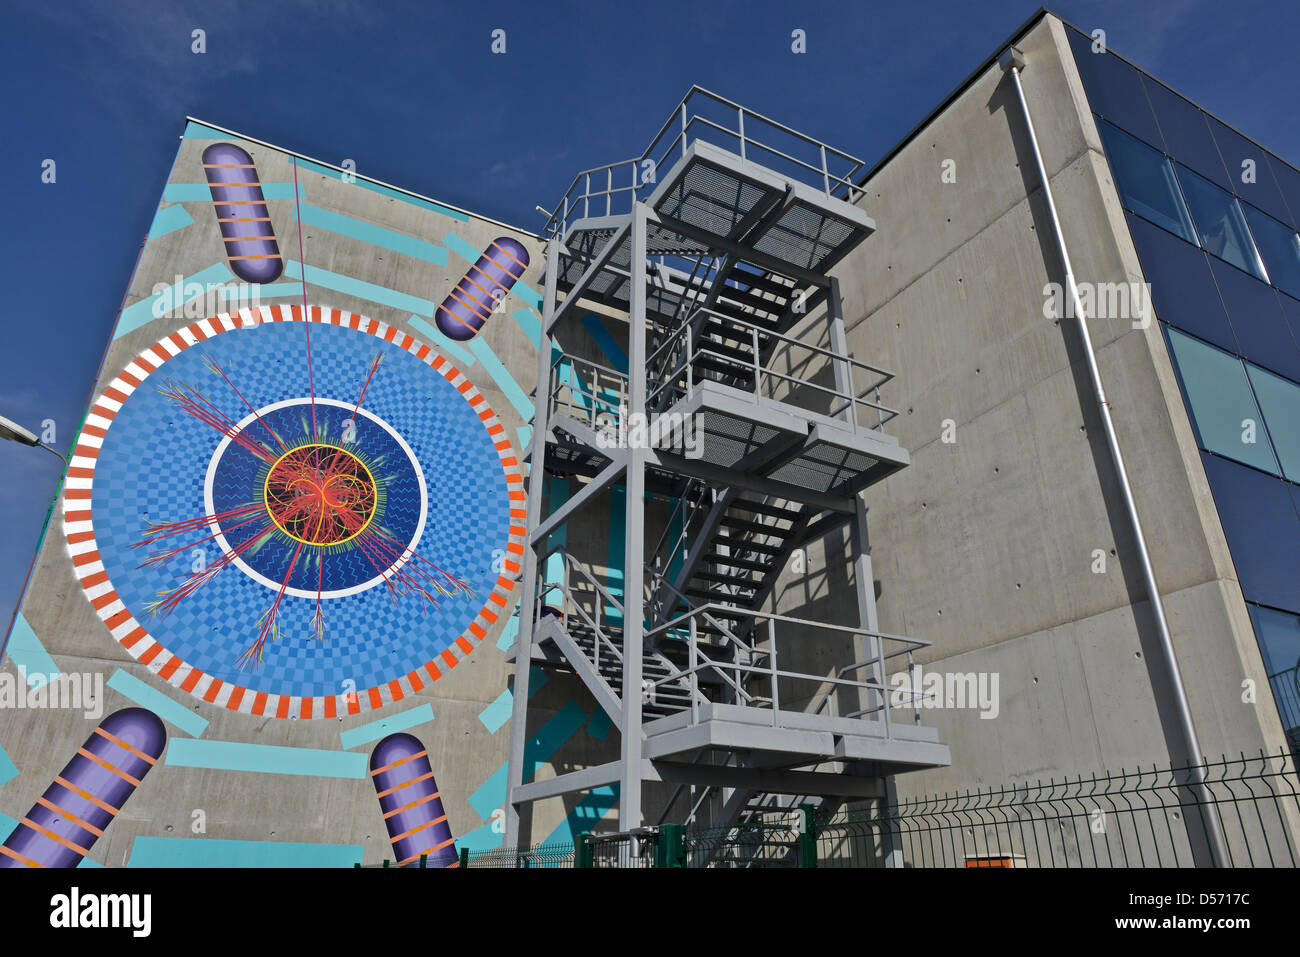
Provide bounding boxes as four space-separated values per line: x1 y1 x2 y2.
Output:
769 618 779 726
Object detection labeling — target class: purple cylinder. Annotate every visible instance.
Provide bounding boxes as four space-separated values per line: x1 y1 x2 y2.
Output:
434 237 530 341
370 733 458 867
0 708 166 868
202 142 285 284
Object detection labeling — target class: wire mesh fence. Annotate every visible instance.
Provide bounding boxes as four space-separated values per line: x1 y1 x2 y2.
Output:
432 749 1300 868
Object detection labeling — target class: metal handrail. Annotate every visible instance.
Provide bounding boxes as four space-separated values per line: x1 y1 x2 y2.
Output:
649 306 899 428
544 86 865 238
548 351 628 435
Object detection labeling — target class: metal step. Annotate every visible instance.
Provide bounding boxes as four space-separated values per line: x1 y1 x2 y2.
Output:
727 499 803 521
702 552 771 573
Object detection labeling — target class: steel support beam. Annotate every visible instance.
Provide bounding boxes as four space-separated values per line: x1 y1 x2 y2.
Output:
505 235 562 847
619 202 649 830
646 761 887 799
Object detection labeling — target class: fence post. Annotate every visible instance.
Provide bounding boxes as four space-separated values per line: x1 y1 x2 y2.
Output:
459 846 469 869
655 824 686 868
575 833 593 869
799 804 818 868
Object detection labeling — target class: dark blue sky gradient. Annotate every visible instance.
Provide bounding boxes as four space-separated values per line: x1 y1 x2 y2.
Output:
4 0 1300 635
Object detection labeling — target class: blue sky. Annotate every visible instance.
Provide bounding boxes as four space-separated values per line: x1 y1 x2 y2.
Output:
3 0 1299 635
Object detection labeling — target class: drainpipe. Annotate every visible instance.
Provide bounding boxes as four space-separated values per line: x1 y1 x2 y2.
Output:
999 45 1228 868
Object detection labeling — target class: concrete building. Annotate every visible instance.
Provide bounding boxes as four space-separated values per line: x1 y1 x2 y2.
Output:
3 8 1299 867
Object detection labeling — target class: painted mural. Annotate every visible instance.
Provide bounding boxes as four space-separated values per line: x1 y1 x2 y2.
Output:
0 125 619 868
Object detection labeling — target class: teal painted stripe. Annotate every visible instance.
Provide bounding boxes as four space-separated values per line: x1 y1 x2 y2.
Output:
477 666 548 734
456 819 504 854
166 738 367 778
545 784 619 844
115 263 235 338
580 313 629 373
284 260 433 316
293 157 469 222
107 670 208 738
183 120 229 140
147 203 194 240
516 425 533 455
542 477 570 608
495 612 519 652
408 315 476 368
467 699 588 820
585 708 612 743
512 282 543 312
468 338 533 418
298 203 448 265
513 308 542 346
225 281 302 300
0 744 16 786
5 613 58 688
339 703 434 750
130 836 362 868
162 183 302 202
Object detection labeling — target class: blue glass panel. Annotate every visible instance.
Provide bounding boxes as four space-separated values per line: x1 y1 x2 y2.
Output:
1269 158 1300 231
1067 29 1163 148
1248 604 1300 747
1176 165 1266 279
1126 213 1236 351
1100 122 1195 242
1167 328 1278 474
1247 363 1300 483
1201 454 1300 611
1207 258 1300 381
1241 202 1300 300
1207 117 1293 226
1143 80 1231 189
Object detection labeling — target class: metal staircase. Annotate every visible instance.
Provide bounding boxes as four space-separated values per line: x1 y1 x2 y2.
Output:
505 87 950 850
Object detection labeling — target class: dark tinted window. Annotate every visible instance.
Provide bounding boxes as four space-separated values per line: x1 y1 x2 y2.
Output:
1067 30 1163 148
1269 159 1300 231
1201 454 1300 611
1100 121 1195 242
1127 213 1236 351
1241 203 1300 300
1248 604 1300 746
1207 116 1294 226
1144 80 1231 189
1208 258 1300 381
1176 165 1266 279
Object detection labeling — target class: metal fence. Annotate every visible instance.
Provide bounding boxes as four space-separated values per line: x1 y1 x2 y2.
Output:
445 749 1300 869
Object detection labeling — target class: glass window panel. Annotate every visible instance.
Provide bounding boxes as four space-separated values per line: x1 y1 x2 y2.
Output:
1269 159 1300 232
1207 258 1300 381
1247 363 1300 482
1201 454 1300 611
1067 29 1164 148
1143 80 1231 189
1167 328 1279 473
1127 213 1237 351
1207 117 1294 226
1241 202 1300 299
1099 121 1195 242
1175 165 1266 279
1247 604 1300 745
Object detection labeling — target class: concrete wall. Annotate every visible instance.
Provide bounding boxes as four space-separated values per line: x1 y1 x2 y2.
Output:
776 15 1290 799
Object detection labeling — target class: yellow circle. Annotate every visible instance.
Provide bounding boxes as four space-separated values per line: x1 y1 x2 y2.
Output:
263 443 378 546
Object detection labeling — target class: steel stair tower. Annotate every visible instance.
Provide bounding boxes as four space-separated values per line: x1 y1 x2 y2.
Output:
505 88 950 849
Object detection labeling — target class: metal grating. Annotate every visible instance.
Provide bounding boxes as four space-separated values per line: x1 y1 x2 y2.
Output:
697 410 782 468
767 442 878 493
657 163 770 238
753 203 857 271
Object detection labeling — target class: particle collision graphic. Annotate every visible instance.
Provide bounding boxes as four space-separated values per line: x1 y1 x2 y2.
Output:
0 709 166 868
370 733 458 866
434 237 530 342
202 142 285 284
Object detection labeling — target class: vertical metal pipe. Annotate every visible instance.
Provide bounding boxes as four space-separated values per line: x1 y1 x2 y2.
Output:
1001 48 1228 867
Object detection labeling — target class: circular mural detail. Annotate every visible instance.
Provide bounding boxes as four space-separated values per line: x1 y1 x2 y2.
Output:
64 305 525 718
